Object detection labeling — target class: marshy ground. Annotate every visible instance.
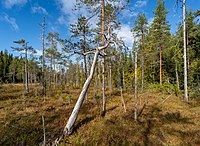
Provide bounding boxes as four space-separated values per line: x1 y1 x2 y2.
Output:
0 84 200 145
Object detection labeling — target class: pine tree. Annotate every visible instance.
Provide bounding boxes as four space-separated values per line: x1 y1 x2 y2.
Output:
133 13 147 92
152 0 170 85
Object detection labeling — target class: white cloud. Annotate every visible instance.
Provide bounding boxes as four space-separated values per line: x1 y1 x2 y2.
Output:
56 0 76 15
32 6 48 15
2 0 27 9
58 15 67 25
117 24 134 47
135 0 147 8
0 13 19 31
120 9 138 20
56 0 97 26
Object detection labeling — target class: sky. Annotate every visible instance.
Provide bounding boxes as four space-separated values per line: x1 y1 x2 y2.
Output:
0 0 199 57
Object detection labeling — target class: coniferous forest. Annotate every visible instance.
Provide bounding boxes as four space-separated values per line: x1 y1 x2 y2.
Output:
0 0 200 145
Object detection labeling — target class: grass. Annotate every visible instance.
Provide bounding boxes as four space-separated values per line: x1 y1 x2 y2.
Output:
0 84 200 145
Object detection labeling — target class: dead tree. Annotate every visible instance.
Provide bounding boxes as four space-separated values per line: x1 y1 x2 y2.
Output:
62 2 128 136
182 0 188 101
63 41 112 135
12 39 35 93
41 17 46 96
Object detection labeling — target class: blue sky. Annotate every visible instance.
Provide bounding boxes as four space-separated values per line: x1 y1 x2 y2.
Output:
0 0 199 56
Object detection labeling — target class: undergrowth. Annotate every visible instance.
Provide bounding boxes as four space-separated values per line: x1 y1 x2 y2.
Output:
0 84 200 145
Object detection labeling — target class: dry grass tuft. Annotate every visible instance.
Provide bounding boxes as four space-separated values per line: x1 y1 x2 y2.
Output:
0 84 200 145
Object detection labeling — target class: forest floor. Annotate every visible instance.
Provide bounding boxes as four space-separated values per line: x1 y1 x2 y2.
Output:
0 84 200 145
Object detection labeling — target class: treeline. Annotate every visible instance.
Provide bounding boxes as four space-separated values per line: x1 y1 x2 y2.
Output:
1 1 200 99
0 50 40 84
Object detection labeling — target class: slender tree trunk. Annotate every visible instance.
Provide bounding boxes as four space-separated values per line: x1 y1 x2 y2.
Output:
141 32 144 92
183 0 188 101
159 47 162 85
95 61 99 88
54 61 56 90
22 61 25 90
25 47 29 92
120 87 126 112
109 59 112 91
122 66 125 89
175 61 180 90
134 45 138 121
83 55 89 103
101 0 106 115
49 55 52 96
42 17 45 96
12 72 15 84
63 49 99 135
34 61 37 96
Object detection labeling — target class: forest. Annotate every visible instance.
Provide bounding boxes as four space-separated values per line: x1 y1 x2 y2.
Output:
0 0 200 145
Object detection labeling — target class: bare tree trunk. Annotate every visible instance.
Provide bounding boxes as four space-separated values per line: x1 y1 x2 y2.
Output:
101 0 106 115
83 55 89 103
49 55 52 97
61 67 64 91
122 66 125 89
34 61 37 96
159 47 162 85
109 59 112 91
54 60 56 90
63 49 99 135
134 45 138 121
42 17 46 96
22 61 25 90
25 47 29 92
175 61 180 90
42 116 46 146
183 0 188 101
141 31 144 92
76 62 80 88
120 87 126 112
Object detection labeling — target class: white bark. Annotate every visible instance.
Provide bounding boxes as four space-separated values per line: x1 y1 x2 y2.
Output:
63 41 111 135
63 49 99 135
183 0 188 101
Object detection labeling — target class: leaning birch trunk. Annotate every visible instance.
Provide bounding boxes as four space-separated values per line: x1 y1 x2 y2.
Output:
63 49 99 135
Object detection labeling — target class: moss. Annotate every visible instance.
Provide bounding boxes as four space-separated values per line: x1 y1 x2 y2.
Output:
1 84 200 145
